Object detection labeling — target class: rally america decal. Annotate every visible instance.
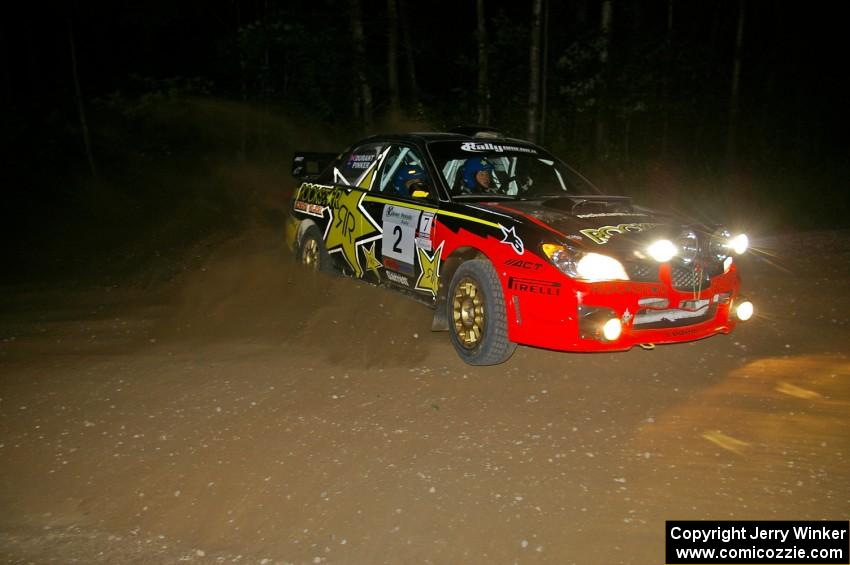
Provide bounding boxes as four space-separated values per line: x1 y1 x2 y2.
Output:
580 222 660 245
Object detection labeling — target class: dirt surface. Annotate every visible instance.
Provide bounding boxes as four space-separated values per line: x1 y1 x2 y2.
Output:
1 229 848 564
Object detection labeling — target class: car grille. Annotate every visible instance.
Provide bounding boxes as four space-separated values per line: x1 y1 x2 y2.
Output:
671 264 711 291
625 262 659 282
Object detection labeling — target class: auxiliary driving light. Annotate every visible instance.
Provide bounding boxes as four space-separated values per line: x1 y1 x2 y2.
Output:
735 300 754 321
602 318 623 341
647 239 677 262
729 233 749 255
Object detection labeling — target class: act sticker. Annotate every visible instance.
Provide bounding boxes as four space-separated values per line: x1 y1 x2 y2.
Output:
382 205 422 265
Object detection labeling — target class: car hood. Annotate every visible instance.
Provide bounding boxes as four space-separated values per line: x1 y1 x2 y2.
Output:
475 196 694 255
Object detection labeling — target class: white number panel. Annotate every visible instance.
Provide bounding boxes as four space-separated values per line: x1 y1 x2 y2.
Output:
382 205 421 266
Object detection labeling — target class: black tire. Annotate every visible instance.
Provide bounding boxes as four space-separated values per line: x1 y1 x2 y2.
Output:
298 226 334 274
447 259 517 365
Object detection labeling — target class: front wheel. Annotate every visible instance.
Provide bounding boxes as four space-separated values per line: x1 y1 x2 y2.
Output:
447 260 516 365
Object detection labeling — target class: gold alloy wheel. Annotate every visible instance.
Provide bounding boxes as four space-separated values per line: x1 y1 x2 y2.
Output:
301 238 320 270
452 277 486 349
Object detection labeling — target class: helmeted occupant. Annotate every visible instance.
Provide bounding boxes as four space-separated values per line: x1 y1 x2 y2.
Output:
394 165 428 198
461 157 495 193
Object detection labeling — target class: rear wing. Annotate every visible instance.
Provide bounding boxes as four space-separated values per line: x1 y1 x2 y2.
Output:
291 152 337 181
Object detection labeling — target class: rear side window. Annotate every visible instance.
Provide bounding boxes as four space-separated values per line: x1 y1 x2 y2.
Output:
334 143 386 187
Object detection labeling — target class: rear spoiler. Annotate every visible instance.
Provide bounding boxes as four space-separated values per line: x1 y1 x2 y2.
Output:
291 152 337 181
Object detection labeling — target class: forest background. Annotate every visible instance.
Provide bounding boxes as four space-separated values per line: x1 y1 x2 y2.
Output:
2 0 846 283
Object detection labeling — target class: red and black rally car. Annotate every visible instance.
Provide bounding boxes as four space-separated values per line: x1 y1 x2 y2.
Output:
284 129 753 365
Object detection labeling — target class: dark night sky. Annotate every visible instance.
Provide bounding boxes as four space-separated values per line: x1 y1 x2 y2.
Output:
1 0 848 268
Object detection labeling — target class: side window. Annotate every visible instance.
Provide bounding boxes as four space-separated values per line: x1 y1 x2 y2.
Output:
375 145 434 200
333 143 386 188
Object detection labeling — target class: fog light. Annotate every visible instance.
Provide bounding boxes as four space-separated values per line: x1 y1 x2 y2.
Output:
602 318 622 341
735 300 754 321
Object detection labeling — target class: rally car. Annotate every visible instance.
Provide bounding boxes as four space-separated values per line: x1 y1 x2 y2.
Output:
283 128 753 365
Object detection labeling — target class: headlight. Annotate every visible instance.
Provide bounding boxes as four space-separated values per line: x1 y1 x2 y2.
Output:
542 244 628 282
647 239 677 263
677 231 699 263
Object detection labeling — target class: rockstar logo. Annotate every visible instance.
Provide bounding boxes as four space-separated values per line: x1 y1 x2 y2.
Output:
499 224 525 255
362 241 382 275
324 188 381 278
415 241 444 296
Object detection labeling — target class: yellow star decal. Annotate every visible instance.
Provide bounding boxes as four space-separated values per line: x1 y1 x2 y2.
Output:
324 189 380 278
362 241 382 275
415 242 444 296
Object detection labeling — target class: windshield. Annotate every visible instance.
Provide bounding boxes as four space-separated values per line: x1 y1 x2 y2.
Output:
427 140 600 200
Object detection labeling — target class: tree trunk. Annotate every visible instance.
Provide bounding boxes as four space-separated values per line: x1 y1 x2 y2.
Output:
66 14 97 179
398 0 420 115
387 0 401 119
660 0 673 159
476 0 490 125
539 0 550 142
527 0 542 143
594 0 612 160
0 21 11 109
236 0 247 162
726 0 745 169
349 0 373 130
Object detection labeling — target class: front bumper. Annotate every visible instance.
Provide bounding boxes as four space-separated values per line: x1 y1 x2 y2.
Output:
504 264 743 352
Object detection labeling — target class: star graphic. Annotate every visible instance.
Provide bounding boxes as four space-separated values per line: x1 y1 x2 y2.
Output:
324 189 380 278
499 224 525 255
362 241 382 275
415 241 444 296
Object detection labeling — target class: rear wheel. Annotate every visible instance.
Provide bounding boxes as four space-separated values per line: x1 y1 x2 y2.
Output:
298 226 333 273
447 260 516 365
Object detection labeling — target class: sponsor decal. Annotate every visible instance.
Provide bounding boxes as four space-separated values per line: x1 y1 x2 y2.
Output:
580 222 660 245
667 327 700 337
504 258 544 271
383 256 413 275
592 282 664 295
508 277 561 296
296 183 335 207
385 271 410 287
498 224 525 255
415 241 444 296
576 212 648 218
323 188 382 278
294 200 325 218
460 142 538 154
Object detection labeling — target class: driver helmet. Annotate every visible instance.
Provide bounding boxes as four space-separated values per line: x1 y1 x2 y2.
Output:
462 157 495 190
394 165 427 197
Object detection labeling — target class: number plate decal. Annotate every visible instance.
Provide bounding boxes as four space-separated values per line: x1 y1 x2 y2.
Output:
382 205 421 265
